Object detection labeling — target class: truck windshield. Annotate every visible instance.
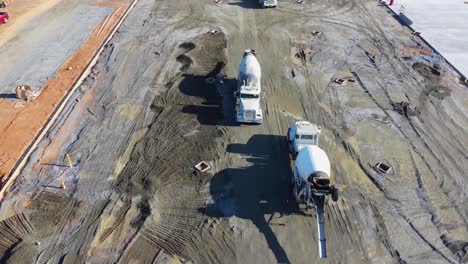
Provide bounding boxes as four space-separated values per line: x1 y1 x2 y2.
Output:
240 93 259 99
301 134 314 140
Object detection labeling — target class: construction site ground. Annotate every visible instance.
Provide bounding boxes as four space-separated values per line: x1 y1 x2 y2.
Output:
0 0 134 183
0 0 467 263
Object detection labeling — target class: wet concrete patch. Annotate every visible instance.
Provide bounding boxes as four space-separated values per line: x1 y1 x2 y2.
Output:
268 95 303 119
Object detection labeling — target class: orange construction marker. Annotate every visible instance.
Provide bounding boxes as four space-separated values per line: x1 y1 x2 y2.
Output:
66 154 73 168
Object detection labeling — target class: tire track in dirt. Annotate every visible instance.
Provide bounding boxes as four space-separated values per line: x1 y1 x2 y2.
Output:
368 201 406 263
0 213 35 256
35 198 108 264
353 71 468 230
325 198 370 261
347 62 466 261
110 31 229 261
98 200 131 243
275 0 356 18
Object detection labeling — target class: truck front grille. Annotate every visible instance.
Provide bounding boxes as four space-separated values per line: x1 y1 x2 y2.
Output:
244 110 255 120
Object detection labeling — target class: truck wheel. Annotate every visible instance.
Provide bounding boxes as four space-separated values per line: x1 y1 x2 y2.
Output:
3 18 8 23
331 185 339 202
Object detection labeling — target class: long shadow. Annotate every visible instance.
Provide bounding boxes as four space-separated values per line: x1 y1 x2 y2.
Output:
203 134 306 263
179 61 239 126
41 185 63 189
0 93 16 99
392 13 413 26
228 0 261 9
40 163 69 168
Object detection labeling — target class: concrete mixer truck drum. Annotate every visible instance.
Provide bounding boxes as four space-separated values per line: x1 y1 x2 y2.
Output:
307 172 339 202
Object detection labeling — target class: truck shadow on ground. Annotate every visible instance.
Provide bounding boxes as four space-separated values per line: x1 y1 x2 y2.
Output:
202 134 307 263
179 63 239 126
228 0 261 9
0 93 16 99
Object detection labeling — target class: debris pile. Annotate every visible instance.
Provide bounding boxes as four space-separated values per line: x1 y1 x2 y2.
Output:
15 85 40 102
311 31 321 36
392 101 419 117
291 44 314 65
333 77 355 86
368 48 377 63
401 47 432 58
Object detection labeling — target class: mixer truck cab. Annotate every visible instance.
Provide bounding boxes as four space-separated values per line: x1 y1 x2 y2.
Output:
258 0 278 8
287 121 322 158
235 49 263 124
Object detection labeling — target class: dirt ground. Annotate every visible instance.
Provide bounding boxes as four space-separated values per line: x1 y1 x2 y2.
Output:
0 0 467 263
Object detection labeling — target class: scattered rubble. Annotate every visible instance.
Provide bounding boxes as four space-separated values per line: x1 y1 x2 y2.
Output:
311 31 321 36
333 77 355 86
334 78 348 86
15 85 40 102
392 101 419 117
368 48 377 63
401 47 432 57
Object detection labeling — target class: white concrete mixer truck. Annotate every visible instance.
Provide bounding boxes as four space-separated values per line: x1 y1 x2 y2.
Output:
292 146 339 207
288 121 339 259
234 49 263 124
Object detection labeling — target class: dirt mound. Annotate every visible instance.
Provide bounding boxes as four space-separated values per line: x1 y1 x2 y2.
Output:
176 54 193 71
412 62 441 81
179 42 196 52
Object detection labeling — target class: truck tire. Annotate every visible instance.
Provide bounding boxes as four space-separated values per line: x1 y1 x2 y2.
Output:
331 185 339 202
3 18 7 23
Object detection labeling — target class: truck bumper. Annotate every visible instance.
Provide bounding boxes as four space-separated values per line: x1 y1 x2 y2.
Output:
236 116 263 124
236 109 263 124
